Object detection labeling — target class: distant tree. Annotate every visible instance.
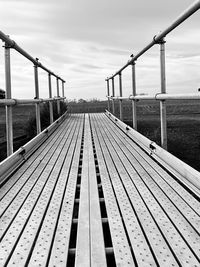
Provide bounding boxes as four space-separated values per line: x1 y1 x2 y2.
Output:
78 98 87 103
89 98 100 103
67 98 77 103
0 89 5 99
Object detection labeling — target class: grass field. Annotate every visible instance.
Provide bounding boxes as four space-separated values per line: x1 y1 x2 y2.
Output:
70 100 200 171
0 105 35 161
1 100 200 172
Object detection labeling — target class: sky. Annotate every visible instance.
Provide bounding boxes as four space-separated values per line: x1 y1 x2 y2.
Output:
0 0 199 100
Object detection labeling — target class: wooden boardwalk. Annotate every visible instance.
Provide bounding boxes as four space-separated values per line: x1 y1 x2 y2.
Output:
0 113 200 267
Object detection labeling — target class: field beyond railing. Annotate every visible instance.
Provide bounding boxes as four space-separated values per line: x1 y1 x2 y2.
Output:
68 99 200 172
105 0 200 151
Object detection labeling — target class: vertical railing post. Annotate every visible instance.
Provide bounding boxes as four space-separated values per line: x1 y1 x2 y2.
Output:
131 62 137 130
56 77 60 115
34 59 41 134
159 39 167 149
111 77 115 115
119 72 123 121
48 73 54 124
62 81 65 98
5 43 13 156
106 79 110 112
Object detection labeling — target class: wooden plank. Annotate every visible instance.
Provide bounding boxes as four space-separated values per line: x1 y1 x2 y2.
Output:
75 114 90 266
91 114 135 266
0 115 81 266
96 113 200 266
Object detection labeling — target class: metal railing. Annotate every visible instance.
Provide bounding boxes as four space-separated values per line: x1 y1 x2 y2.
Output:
0 31 66 156
105 0 200 150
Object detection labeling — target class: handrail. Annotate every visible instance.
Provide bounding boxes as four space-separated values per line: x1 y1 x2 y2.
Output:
105 0 200 150
106 0 200 80
0 31 65 82
0 30 67 158
109 93 200 101
0 97 65 106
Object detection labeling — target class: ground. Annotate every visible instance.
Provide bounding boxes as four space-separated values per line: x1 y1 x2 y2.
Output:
1 100 200 171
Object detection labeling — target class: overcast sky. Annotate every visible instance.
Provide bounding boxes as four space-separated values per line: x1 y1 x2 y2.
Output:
0 0 199 100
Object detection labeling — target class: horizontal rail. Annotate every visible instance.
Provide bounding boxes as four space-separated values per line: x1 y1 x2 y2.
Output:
0 97 65 106
0 31 65 82
106 0 200 80
108 93 200 101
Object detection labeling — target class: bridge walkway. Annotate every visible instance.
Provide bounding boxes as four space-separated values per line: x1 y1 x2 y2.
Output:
0 113 200 267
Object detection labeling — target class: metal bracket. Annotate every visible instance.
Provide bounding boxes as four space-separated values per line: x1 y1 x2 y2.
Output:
153 35 166 44
4 40 16 49
149 142 156 155
155 93 162 100
19 147 26 160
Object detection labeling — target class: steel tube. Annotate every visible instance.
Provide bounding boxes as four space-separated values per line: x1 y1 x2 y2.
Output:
62 81 65 98
156 93 200 100
131 62 137 130
111 77 115 115
160 40 167 150
34 63 41 134
0 97 64 106
154 0 200 42
119 72 123 121
5 45 13 156
56 78 60 115
109 96 130 100
111 93 200 101
48 73 54 124
0 31 66 81
106 80 111 111
107 0 200 79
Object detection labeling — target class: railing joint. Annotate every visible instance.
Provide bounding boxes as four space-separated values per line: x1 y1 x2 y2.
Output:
19 146 26 160
153 35 166 44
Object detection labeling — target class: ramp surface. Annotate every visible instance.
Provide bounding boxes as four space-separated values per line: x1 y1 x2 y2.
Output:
0 113 200 267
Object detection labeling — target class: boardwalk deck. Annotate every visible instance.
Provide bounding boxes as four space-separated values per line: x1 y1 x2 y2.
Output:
0 113 200 267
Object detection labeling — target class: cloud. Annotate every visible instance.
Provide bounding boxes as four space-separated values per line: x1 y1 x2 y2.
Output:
0 0 199 100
